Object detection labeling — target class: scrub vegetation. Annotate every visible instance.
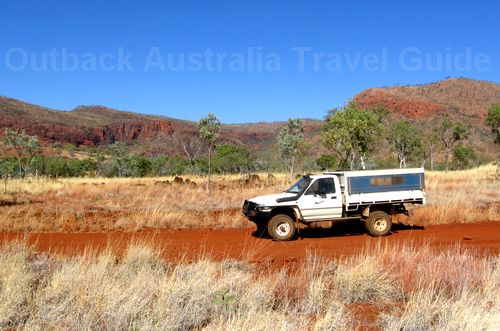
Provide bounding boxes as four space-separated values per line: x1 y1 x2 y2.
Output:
0 240 497 330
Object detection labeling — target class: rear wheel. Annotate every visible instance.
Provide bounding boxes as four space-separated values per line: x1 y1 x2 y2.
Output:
365 211 392 236
268 214 296 241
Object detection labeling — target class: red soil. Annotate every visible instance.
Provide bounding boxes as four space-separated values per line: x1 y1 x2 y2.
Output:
1 222 499 268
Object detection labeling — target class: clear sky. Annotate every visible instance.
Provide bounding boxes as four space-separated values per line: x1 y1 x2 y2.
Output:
0 0 499 123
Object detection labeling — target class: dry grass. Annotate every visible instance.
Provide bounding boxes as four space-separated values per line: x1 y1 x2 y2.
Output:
0 240 497 330
0 165 498 232
0 174 289 232
408 164 499 225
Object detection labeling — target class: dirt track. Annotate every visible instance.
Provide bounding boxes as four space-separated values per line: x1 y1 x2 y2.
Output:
1 221 499 267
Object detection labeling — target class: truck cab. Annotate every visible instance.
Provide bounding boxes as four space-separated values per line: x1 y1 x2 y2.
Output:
243 169 425 241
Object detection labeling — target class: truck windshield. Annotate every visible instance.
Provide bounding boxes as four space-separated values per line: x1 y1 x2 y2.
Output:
286 176 312 194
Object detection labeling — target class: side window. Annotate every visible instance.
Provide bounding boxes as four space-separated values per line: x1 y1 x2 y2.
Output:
305 178 336 195
305 180 319 195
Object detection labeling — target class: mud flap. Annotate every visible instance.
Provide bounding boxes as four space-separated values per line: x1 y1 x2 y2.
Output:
292 207 303 234
362 206 370 218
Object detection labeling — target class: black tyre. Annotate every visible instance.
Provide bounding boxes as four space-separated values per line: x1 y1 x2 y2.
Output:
365 211 392 236
268 214 296 241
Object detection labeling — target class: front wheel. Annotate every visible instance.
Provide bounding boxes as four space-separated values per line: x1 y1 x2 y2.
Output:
365 211 392 236
268 214 296 241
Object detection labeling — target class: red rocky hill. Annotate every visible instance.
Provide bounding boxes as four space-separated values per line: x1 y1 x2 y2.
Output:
354 77 500 123
0 96 322 156
354 78 500 158
1 77 498 157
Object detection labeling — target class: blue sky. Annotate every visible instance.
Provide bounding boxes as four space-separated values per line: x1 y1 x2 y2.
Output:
0 0 499 123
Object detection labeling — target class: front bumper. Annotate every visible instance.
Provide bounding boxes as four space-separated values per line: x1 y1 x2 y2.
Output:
242 200 270 224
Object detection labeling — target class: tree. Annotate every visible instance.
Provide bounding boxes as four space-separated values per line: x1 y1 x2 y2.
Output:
30 155 44 177
387 120 422 168
45 157 68 177
315 154 337 171
486 104 500 144
151 156 189 176
435 116 470 172
173 132 204 173
198 113 221 190
486 103 500 177
0 158 17 192
93 149 106 176
107 142 130 177
3 128 40 177
420 130 440 170
321 102 383 170
453 145 477 170
128 156 152 177
213 144 252 173
486 103 500 144
43 157 95 177
278 118 304 179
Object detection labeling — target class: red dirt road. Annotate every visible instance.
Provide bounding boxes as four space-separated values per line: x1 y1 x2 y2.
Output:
1 221 499 266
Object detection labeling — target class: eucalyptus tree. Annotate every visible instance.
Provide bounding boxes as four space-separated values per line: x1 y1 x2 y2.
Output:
278 118 304 179
198 113 221 190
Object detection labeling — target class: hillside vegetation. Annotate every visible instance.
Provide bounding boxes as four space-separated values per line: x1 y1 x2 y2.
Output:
1 78 498 159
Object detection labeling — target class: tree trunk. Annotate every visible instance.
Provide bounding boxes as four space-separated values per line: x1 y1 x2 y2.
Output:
17 157 22 178
207 145 212 191
445 149 450 172
360 155 366 170
496 154 499 181
289 156 295 180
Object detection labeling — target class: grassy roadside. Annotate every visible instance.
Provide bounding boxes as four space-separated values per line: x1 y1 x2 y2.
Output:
0 165 498 232
0 240 498 330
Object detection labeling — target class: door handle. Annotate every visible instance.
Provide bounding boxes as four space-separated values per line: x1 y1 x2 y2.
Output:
330 196 337 199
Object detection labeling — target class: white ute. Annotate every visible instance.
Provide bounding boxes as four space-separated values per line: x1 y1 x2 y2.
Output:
243 168 426 241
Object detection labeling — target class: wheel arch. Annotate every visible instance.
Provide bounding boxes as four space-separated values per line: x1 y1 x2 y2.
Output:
363 204 393 218
269 206 300 222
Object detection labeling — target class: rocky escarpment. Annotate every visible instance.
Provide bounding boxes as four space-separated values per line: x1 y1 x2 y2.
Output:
354 78 500 123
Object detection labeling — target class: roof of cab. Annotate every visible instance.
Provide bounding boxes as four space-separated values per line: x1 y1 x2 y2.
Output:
323 168 424 177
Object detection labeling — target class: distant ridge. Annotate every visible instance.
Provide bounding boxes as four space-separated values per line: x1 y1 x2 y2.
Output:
1 77 499 157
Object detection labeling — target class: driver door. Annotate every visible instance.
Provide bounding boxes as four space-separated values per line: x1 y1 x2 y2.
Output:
297 177 342 221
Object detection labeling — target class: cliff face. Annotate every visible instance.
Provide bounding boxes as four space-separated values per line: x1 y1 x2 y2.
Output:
0 112 191 146
0 96 322 155
0 97 198 147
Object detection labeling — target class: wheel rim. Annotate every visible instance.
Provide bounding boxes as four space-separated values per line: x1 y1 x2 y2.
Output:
275 221 291 237
373 218 387 232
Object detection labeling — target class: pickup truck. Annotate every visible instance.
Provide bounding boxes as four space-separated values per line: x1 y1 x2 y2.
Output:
242 168 425 241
